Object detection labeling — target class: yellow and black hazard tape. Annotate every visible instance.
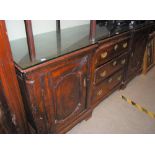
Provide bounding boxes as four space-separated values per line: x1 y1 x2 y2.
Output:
121 95 155 119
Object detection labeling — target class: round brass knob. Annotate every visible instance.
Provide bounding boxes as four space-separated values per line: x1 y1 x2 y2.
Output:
100 70 107 77
123 42 128 48
97 89 103 96
114 44 118 51
108 78 113 83
121 59 126 65
117 76 122 81
101 52 108 59
112 61 117 66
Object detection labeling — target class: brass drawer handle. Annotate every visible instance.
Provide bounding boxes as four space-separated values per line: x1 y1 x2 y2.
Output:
121 59 126 65
108 78 113 83
97 89 103 96
114 44 118 51
117 76 122 81
100 70 107 77
101 52 108 59
112 61 117 66
123 42 128 48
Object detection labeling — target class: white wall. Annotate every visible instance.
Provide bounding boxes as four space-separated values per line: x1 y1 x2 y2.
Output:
32 20 56 35
60 20 89 29
6 20 90 41
6 20 27 40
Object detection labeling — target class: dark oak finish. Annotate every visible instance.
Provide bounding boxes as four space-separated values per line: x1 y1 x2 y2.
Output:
48 57 88 133
94 53 127 84
0 21 28 133
16 45 96 133
90 31 131 108
95 33 130 68
126 26 149 82
92 69 123 105
11 21 153 134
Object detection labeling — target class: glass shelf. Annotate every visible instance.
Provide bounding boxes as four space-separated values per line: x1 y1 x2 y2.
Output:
9 24 91 69
7 20 150 70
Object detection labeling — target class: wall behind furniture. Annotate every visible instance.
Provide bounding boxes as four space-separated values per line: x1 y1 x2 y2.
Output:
6 20 90 41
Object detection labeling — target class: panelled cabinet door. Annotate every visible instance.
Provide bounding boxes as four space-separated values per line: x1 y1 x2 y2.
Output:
48 56 88 132
127 29 148 77
22 48 94 133
134 33 147 71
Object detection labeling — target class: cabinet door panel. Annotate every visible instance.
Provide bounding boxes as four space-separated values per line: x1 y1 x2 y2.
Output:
55 73 84 121
48 56 88 131
127 28 148 78
134 34 147 70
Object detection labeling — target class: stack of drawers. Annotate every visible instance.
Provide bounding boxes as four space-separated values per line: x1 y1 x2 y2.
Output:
92 32 131 107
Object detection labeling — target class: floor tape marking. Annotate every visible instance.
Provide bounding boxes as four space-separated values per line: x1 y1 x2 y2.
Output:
121 95 155 119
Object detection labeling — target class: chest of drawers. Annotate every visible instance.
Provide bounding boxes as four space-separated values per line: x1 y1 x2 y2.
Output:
91 32 131 107
95 34 130 67
93 69 123 103
94 53 127 84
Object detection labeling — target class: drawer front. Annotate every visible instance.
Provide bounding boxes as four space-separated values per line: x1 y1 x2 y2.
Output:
95 37 130 67
93 70 123 102
94 53 127 84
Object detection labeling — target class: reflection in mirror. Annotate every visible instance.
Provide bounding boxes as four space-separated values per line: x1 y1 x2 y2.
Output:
60 20 90 52
31 20 57 61
6 20 91 69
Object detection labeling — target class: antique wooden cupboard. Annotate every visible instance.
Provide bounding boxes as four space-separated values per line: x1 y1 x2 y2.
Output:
126 26 150 82
2 20 155 133
16 45 96 133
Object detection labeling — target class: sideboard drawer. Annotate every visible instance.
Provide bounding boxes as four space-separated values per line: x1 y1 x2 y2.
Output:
94 53 127 84
93 69 123 102
95 37 130 67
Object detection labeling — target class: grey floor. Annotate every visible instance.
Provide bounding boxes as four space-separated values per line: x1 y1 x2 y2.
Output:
68 67 155 134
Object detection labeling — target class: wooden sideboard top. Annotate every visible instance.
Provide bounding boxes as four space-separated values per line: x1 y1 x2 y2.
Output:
10 22 153 70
